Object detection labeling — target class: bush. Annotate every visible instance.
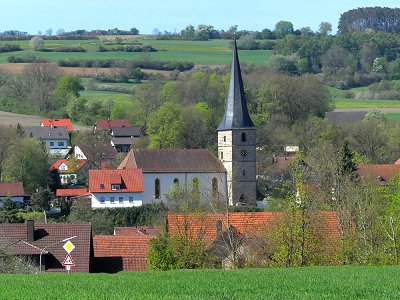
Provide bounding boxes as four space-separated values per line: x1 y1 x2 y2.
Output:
39 46 86 52
0 44 21 53
148 234 206 270
0 246 37 274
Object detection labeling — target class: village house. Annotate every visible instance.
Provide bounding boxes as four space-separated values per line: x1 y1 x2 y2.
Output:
89 169 144 208
93 226 157 272
40 118 74 133
66 142 118 168
0 182 27 205
110 126 141 153
56 188 89 200
94 119 132 134
49 159 87 185
24 126 70 156
0 220 92 272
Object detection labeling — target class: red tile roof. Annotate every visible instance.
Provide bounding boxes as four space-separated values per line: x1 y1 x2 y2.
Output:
0 182 25 197
264 156 295 173
167 212 341 246
41 118 74 132
356 164 400 184
49 159 87 174
56 188 89 197
93 234 153 271
0 222 92 272
95 119 132 131
118 149 226 173
114 226 159 236
89 169 144 193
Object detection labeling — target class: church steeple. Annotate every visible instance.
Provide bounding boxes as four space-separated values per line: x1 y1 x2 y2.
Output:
217 39 254 131
217 40 257 206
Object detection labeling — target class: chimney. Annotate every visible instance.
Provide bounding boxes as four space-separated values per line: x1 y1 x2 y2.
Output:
27 220 35 243
216 220 222 236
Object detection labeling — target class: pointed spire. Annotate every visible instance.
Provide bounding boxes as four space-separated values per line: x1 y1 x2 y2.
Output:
217 39 255 131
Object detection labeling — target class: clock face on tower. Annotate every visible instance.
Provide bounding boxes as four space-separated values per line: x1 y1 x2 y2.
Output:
240 149 248 157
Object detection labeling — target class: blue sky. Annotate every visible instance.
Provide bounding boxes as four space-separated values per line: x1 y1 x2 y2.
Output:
1 0 399 34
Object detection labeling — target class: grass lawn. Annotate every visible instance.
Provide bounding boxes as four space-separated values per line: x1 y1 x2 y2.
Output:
0 38 272 65
1 266 400 299
80 90 133 104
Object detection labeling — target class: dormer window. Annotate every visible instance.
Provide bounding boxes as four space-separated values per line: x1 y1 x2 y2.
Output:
112 184 121 190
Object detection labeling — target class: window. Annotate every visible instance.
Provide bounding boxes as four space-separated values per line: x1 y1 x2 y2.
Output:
119 197 123 203
223 136 226 142
155 179 160 199
100 197 105 203
110 197 115 203
129 197 134 203
242 169 246 176
192 177 200 198
100 184 105 190
212 178 218 200
112 184 120 191
241 132 246 142
173 178 179 186
50 142 54 146
58 142 64 147
220 151 223 160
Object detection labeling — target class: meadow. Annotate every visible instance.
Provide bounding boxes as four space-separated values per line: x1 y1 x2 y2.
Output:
1 266 400 299
0 38 272 65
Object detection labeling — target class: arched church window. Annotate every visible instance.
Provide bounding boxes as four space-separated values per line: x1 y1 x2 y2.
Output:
155 178 161 199
192 177 200 198
212 178 218 199
173 178 179 186
241 132 246 142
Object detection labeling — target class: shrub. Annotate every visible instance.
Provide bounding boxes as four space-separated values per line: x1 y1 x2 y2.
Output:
0 44 22 53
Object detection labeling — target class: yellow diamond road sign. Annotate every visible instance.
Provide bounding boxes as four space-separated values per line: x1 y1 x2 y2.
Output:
63 241 75 254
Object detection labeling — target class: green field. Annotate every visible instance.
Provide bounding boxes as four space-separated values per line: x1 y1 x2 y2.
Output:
1 266 400 299
0 38 272 65
334 99 400 108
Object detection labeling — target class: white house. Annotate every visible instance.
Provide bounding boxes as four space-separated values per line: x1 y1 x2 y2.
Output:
118 149 228 204
0 182 26 205
89 169 144 208
49 159 87 185
24 126 70 156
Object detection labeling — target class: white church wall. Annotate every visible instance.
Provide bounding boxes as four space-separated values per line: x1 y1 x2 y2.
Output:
142 172 227 204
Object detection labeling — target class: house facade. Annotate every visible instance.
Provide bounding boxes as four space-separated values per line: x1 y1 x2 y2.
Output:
49 159 87 185
24 126 70 156
89 169 144 208
0 182 26 204
0 220 92 272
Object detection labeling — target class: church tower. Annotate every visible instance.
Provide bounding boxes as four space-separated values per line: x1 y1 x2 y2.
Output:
217 40 256 205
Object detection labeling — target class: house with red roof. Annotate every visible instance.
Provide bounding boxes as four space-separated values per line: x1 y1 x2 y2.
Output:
49 159 87 185
0 220 92 272
89 169 144 208
94 119 132 133
167 212 341 267
40 118 74 133
356 164 400 185
56 188 89 199
0 182 27 205
93 226 156 272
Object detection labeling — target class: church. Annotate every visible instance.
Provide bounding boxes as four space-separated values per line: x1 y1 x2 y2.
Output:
88 41 257 207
